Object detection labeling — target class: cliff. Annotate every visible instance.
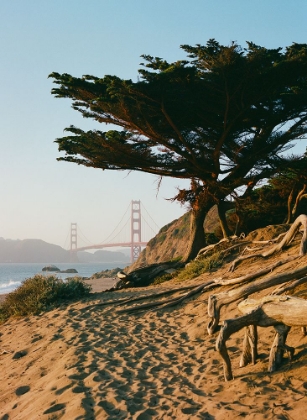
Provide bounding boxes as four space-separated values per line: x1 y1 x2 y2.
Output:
127 212 191 272
127 207 225 272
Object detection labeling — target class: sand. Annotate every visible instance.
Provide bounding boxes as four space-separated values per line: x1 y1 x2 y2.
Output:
1 265 307 419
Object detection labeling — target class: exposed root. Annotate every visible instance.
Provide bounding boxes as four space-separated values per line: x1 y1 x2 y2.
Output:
229 215 307 272
117 281 215 313
217 295 307 381
207 259 307 335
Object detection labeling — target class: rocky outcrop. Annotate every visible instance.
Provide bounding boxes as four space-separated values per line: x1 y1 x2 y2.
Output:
42 265 60 272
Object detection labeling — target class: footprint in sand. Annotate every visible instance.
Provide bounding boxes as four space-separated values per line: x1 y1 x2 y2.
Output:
12 350 28 359
15 385 30 396
43 403 66 415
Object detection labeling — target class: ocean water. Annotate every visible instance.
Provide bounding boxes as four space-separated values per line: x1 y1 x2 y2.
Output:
0 262 127 295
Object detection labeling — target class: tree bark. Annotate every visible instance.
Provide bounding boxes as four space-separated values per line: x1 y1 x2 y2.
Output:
291 184 307 220
217 200 232 238
239 325 258 368
183 204 212 262
268 324 293 372
286 187 295 224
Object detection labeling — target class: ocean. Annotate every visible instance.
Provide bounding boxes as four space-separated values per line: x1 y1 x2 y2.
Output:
0 262 127 295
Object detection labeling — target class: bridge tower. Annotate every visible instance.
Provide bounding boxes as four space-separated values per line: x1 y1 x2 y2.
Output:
131 200 142 262
70 223 78 262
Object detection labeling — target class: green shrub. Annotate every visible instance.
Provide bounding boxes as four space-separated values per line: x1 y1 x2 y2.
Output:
177 252 223 281
91 267 122 279
157 233 167 243
0 275 91 322
153 273 174 285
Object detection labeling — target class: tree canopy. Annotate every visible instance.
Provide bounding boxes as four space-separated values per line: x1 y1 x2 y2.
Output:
49 39 307 260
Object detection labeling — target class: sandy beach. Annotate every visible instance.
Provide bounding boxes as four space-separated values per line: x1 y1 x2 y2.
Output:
1 262 307 419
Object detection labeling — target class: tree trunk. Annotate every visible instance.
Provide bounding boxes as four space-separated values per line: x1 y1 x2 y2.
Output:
217 200 232 238
182 204 212 262
286 187 294 224
291 184 307 220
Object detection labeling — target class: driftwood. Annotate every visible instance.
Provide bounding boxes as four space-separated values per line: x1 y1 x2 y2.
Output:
229 214 307 272
116 261 183 288
216 295 307 381
207 257 304 335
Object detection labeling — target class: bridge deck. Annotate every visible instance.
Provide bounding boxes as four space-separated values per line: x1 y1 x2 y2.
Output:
73 242 148 252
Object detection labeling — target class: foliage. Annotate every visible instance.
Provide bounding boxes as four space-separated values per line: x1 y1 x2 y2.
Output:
177 252 223 281
50 41 307 195
153 272 175 285
49 40 307 258
0 275 91 322
229 186 287 234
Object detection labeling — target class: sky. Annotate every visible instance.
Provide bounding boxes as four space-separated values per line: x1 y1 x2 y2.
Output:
0 0 306 250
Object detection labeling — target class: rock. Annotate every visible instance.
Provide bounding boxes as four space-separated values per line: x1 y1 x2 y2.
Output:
59 268 78 273
42 265 60 272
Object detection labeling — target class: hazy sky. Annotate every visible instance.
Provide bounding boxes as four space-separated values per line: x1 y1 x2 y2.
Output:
0 0 306 249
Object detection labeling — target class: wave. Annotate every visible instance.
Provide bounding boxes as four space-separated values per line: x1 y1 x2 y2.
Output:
0 279 22 293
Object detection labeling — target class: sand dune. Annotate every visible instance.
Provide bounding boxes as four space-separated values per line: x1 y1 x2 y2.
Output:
1 268 307 419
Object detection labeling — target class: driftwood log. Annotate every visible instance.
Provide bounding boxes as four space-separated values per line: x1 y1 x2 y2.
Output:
207 263 307 335
216 295 307 381
116 261 183 288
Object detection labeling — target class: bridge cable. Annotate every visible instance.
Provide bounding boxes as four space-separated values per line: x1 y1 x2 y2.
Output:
77 226 94 247
97 202 131 244
104 217 131 244
140 203 160 231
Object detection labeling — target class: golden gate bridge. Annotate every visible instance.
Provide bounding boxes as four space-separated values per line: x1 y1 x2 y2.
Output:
67 200 159 263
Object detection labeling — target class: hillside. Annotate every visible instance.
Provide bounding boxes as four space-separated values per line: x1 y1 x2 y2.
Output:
0 238 69 263
0 238 129 263
127 208 220 272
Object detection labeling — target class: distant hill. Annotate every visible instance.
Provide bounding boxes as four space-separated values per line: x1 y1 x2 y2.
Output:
77 250 130 263
0 238 130 263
